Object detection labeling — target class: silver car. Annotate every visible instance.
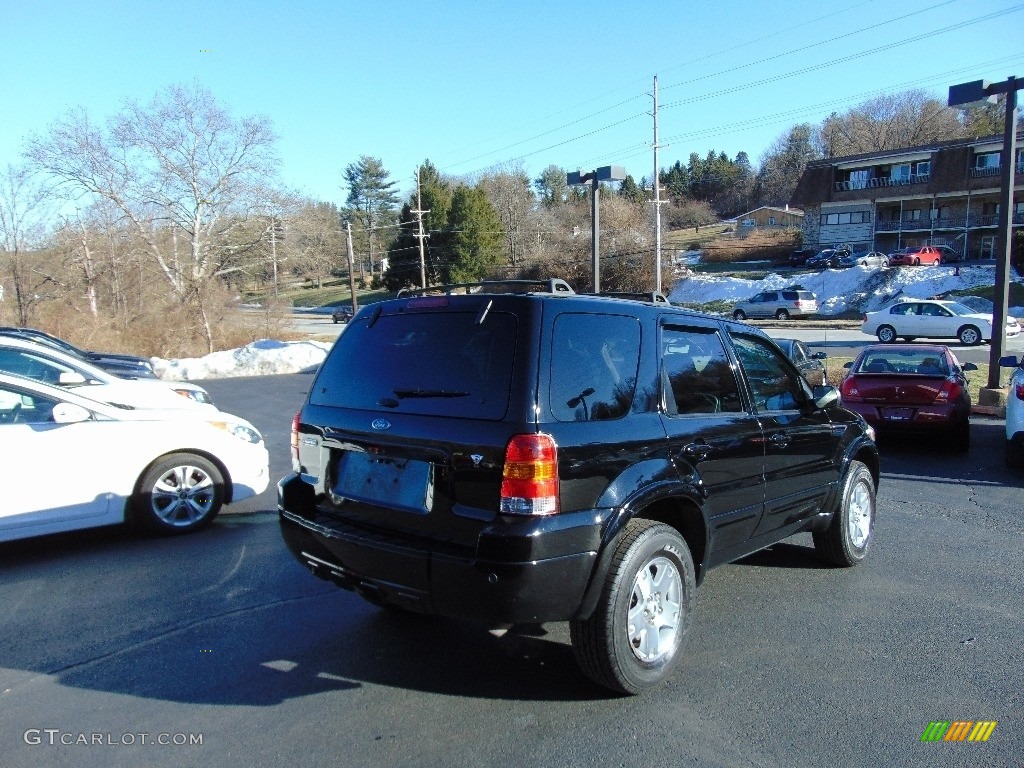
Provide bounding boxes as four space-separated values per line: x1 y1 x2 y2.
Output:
732 289 818 321
839 250 888 269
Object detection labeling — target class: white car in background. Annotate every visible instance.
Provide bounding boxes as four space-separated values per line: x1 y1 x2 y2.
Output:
1000 356 1024 467
861 299 1021 346
0 335 213 409
0 373 269 542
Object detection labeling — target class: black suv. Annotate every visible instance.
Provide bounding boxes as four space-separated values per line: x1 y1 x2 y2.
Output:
279 280 879 694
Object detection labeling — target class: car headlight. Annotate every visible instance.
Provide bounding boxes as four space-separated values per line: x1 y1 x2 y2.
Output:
172 388 214 405
210 421 263 444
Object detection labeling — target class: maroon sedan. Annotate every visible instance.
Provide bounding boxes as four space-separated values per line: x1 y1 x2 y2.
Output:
839 344 977 452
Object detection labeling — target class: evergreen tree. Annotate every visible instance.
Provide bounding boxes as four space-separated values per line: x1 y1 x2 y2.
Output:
442 185 504 284
341 156 400 275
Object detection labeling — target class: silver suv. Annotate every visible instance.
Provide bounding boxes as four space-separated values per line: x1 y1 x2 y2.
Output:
732 289 818 321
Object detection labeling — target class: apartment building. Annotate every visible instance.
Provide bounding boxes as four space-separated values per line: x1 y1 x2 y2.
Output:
790 135 1023 260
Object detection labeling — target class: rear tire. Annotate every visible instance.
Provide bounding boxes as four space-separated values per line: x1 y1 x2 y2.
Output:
570 520 695 695
813 461 875 567
952 421 970 453
775 309 791 320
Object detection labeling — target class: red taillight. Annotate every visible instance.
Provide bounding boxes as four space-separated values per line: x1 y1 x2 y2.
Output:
861 314 868 322
935 378 963 403
1014 383 1024 401
500 434 559 515
290 413 300 466
840 376 862 402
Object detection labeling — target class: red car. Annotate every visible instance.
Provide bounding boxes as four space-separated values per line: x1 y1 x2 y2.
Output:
839 344 977 452
887 246 943 266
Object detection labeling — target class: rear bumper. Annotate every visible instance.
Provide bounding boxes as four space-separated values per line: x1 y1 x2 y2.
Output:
278 473 606 624
843 402 966 432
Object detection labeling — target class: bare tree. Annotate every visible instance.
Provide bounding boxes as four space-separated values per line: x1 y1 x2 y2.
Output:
27 82 279 351
480 164 534 267
0 164 57 326
815 90 966 157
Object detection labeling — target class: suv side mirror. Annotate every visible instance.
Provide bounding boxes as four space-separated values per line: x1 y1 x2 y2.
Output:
961 362 978 372
811 385 839 410
810 351 827 360
999 355 1021 368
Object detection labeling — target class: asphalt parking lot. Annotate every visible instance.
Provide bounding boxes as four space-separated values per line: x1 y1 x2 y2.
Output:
0 373 1020 768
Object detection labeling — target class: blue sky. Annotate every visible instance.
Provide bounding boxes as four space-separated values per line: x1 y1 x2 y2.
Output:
4 0 1023 203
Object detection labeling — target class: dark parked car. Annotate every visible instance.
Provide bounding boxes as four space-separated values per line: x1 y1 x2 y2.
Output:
279 279 879 694
839 344 976 452
0 326 156 379
774 338 828 387
805 248 850 269
788 248 816 267
331 306 354 324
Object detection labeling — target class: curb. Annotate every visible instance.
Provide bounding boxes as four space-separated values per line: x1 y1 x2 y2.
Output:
972 404 1006 418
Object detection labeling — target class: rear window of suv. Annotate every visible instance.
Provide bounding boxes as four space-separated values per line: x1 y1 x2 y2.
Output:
782 291 815 301
310 311 517 420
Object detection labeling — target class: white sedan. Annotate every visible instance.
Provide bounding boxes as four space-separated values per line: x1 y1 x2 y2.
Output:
0 373 269 543
1001 355 1024 467
862 299 1021 346
0 335 213 409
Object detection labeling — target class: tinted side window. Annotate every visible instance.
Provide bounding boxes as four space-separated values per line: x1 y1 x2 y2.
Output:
890 303 916 316
550 314 640 422
730 334 805 412
0 385 57 424
662 327 742 416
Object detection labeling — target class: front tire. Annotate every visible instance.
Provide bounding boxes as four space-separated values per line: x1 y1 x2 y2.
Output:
570 520 695 695
732 309 747 321
813 460 875 567
957 325 981 346
132 453 225 534
877 325 897 343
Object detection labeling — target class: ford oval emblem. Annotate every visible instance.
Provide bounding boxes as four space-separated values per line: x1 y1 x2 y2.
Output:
371 418 391 431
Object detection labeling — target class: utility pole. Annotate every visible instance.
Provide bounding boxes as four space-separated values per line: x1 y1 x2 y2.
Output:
652 75 665 294
345 221 359 312
410 168 431 289
948 75 1023 393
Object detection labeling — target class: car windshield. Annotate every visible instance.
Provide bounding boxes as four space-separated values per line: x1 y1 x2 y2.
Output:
944 302 980 316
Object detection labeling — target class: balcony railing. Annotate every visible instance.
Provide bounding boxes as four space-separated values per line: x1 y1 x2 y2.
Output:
834 173 930 192
969 161 1024 178
875 212 1024 231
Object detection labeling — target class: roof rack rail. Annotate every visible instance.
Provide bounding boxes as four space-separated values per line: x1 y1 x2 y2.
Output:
594 291 670 304
397 279 575 297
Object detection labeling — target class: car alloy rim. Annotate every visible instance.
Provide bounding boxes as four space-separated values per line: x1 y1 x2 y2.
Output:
150 464 216 525
627 555 682 662
848 478 873 549
963 329 978 344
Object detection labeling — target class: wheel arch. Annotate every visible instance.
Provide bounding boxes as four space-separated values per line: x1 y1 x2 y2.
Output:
575 485 709 621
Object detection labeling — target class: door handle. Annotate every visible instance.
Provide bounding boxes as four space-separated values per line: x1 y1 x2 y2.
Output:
768 432 790 449
683 442 712 462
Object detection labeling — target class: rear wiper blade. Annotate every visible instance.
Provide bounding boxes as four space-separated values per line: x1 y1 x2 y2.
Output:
393 388 469 399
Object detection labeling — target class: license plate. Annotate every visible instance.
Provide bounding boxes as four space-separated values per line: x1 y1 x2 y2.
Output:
882 407 913 421
332 452 434 514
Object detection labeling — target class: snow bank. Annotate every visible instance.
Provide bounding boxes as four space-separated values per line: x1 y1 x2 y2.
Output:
668 263 1019 316
153 339 332 381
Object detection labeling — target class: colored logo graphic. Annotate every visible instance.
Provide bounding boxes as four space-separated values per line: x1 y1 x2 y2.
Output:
921 721 997 742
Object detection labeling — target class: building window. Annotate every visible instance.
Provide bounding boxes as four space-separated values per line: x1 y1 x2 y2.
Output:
848 169 870 189
975 152 1000 169
914 160 931 177
768 216 776 225
891 164 911 182
903 209 921 222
